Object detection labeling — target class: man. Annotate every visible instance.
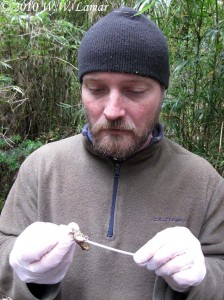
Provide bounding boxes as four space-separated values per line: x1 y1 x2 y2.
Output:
0 7 224 300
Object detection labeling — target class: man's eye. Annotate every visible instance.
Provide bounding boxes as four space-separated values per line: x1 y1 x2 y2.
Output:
127 90 145 95
89 87 105 93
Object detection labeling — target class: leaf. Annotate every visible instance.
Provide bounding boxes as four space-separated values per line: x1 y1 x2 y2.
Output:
0 61 12 69
12 86 24 95
0 75 12 84
134 0 157 16
58 102 72 109
164 0 173 8
173 60 188 73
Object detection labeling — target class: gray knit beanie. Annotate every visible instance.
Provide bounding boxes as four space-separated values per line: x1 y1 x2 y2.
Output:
78 7 170 89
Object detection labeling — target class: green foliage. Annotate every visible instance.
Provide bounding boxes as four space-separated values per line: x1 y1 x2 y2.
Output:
0 0 85 138
0 136 42 170
0 135 44 210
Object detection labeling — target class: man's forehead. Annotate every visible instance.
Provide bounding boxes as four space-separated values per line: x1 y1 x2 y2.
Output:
82 72 156 84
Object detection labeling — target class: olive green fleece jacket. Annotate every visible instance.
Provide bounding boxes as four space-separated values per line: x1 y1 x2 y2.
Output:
0 134 224 300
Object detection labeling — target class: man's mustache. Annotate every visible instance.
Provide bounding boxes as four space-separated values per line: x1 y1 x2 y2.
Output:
91 119 136 133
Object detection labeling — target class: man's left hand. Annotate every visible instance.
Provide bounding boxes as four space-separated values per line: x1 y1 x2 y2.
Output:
133 227 206 292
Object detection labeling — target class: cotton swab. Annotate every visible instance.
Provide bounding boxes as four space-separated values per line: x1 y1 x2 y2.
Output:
86 239 134 256
68 222 134 256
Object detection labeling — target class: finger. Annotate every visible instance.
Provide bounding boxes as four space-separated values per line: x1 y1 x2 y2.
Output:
133 241 159 265
146 242 189 270
29 242 76 273
133 231 170 265
133 229 187 266
168 263 206 288
13 222 60 264
29 226 75 272
153 252 194 276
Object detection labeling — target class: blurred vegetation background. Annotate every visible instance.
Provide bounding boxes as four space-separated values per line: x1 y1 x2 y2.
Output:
0 0 224 211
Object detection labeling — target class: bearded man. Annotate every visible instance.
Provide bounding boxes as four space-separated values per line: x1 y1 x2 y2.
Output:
0 7 224 300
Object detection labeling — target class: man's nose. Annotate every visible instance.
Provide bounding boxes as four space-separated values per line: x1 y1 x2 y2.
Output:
103 91 126 120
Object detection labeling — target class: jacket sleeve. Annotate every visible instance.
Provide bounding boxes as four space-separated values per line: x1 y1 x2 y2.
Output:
189 176 224 300
153 173 224 300
0 151 61 300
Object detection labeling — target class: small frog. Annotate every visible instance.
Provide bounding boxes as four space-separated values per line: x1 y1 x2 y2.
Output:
68 222 90 251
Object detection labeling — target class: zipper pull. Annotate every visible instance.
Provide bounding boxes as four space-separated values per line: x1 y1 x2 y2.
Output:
114 162 121 177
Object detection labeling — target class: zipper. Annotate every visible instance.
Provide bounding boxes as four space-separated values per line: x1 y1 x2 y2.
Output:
107 161 121 238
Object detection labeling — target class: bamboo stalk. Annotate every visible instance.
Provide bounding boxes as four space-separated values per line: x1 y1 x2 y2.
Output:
219 121 223 154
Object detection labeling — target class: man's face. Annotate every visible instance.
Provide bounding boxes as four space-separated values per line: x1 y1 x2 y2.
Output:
82 72 164 160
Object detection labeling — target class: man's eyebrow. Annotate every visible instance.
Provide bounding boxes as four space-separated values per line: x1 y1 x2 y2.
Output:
124 79 148 83
83 76 101 81
83 77 148 84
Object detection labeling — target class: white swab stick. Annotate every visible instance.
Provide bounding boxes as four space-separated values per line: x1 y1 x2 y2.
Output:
87 240 134 256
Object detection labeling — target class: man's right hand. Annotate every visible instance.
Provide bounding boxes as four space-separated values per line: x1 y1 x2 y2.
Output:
9 222 76 284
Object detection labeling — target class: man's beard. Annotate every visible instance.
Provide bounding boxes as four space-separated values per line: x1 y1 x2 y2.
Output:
87 109 161 160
